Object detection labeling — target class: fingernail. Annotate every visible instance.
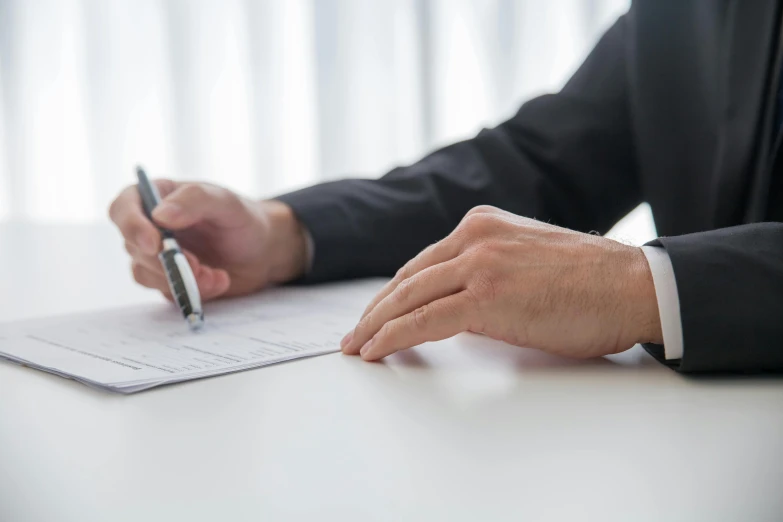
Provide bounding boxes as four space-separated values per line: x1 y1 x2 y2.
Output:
360 338 374 357
152 202 182 223
340 330 354 349
137 233 158 255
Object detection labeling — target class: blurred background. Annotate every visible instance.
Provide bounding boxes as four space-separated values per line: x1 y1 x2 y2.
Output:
0 0 652 242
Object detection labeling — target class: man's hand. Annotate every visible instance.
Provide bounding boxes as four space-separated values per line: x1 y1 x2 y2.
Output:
109 180 308 300
341 205 662 361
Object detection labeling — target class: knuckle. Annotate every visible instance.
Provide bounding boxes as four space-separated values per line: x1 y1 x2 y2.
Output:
419 242 439 258
377 322 394 341
108 187 131 223
221 188 242 208
180 183 208 201
355 313 372 335
131 262 146 284
466 204 497 217
412 305 430 330
141 254 162 272
460 212 492 235
155 178 176 194
394 277 414 303
461 206 509 234
394 264 411 282
107 199 119 222
360 302 375 319
461 212 483 228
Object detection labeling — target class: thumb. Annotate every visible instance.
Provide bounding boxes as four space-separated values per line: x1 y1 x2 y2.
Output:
152 183 249 230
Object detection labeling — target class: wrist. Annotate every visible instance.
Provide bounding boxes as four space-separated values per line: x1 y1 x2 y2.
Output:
259 200 308 283
624 246 664 345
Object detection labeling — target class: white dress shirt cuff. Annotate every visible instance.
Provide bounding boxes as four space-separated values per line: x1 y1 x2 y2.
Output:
640 246 684 360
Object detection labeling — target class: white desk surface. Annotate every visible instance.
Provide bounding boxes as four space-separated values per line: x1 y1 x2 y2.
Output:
1 222 782 522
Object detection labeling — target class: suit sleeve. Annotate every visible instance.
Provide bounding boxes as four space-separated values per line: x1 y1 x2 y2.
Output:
276 11 641 282
643 223 783 373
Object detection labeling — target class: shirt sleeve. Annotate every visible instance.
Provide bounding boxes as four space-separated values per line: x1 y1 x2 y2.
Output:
641 245 684 360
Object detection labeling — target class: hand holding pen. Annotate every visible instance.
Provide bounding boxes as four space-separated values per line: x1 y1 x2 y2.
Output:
108 168 311 312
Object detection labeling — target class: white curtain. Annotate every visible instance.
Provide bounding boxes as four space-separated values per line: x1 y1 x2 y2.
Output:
0 0 631 224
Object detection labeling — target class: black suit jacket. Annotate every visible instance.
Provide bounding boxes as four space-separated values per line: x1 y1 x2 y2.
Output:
277 1 783 374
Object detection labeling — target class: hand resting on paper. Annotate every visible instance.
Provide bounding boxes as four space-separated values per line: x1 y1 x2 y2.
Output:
340 205 663 361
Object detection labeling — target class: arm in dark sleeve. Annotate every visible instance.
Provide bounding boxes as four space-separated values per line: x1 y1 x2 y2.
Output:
643 224 783 373
276 11 641 282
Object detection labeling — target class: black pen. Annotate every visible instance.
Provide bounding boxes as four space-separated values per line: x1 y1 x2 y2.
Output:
136 166 204 330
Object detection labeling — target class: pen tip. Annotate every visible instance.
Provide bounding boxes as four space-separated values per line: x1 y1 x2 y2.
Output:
187 313 204 331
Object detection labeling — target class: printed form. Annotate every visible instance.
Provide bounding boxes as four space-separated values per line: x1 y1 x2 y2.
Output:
0 279 385 393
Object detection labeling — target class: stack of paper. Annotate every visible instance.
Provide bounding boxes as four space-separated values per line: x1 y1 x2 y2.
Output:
0 279 385 393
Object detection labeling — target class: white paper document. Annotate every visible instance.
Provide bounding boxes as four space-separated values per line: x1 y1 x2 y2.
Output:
0 279 385 393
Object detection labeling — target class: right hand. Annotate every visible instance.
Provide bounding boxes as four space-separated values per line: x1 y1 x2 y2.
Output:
109 180 308 301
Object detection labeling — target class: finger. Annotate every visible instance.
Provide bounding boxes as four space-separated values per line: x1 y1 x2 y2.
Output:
196 264 231 301
343 259 465 355
359 292 476 361
154 179 178 198
182 249 204 275
125 241 161 274
151 183 249 231
358 238 460 321
110 186 161 256
210 268 231 297
172 250 231 301
131 247 229 302
166 251 229 301
174 250 229 301
131 261 173 299
124 239 137 257
125 241 205 281
109 179 178 256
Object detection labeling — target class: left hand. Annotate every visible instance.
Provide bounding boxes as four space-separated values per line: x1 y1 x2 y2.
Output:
341 205 663 361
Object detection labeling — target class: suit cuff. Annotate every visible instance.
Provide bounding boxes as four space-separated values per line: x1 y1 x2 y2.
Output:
302 227 315 274
640 246 684 360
